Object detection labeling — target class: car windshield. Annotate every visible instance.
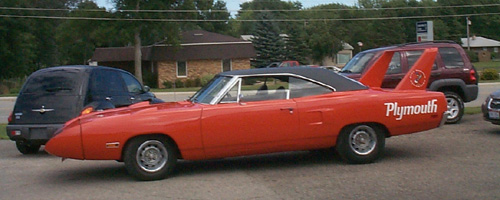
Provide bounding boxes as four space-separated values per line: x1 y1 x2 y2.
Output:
189 76 233 104
340 52 375 74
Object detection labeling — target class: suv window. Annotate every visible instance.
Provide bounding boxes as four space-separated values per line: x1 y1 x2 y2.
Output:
386 52 402 74
90 70 126 95
341 52 375 73
406 50 438 70
121 72 143 93
439 47 464 69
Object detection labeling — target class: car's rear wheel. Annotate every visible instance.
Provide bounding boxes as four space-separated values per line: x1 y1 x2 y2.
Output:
336 124 385 164
15 140 40 154
444 91 464 124
124 136 177 181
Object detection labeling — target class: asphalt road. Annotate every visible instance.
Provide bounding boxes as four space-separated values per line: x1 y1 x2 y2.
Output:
0 83 499 124
0 114 499 200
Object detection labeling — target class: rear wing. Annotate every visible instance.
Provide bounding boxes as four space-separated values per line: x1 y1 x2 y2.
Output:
358 48 438 90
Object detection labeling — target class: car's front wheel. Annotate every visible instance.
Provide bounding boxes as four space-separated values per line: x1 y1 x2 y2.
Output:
444 91 464 124
15 140 41 154
123 136 177 181
336 124 385 164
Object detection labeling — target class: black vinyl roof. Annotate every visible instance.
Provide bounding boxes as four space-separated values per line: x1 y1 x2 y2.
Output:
219 67 368 92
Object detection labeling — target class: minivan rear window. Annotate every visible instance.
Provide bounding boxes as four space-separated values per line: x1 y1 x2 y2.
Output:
22 70 80 94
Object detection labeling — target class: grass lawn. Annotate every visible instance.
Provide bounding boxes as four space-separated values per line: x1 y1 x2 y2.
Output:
0 124 7 139
465 106 482 115
473 61 500 71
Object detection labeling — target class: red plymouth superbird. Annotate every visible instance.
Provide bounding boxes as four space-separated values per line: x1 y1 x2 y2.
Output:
46 48 448 180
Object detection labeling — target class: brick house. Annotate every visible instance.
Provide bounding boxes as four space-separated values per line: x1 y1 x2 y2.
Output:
90 30 256 88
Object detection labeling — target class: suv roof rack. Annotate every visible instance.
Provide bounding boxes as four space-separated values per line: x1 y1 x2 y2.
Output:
396 40 458 47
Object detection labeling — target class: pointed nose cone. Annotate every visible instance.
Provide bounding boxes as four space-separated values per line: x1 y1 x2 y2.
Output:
45 122 84 160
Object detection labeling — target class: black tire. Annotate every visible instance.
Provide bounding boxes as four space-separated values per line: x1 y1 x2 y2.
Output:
336 124 385 164
444 91 464 124
15 140 41 154
123 136 177 181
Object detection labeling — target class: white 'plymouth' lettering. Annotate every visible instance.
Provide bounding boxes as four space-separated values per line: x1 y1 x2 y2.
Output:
384 99 438 120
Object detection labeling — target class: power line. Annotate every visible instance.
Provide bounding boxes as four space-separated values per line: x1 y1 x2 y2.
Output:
0 3 499 13
0 12 498 22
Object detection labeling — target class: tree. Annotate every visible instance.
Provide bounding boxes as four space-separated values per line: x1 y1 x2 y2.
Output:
251 13 286 67
198 0 231 35
112 0 180 84
0 0 77 78
236 0 302 35
56 1 121 65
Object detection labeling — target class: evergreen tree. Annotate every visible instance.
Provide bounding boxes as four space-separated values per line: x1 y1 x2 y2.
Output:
251 13 286 68
284 27 310 64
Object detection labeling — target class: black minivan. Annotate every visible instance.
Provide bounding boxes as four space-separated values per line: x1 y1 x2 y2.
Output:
7 65 160 154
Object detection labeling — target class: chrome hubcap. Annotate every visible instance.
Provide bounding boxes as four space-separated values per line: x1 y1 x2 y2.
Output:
136 140 168 173
446 97 459 119
349 125 377 155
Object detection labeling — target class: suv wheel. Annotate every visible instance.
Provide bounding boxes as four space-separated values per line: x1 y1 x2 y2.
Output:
444 91 464 124
16 140 41 154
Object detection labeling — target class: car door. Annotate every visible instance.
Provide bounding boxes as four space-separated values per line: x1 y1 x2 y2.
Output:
381 52 405 88
119 71 151 104
87 69 131 107
200 76 299 158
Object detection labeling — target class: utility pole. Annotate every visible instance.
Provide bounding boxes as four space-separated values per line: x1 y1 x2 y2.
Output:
466 17 471 51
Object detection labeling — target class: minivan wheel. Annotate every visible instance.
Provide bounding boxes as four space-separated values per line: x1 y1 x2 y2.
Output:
15 140 41 154
444 91 464 124
124 136 177 181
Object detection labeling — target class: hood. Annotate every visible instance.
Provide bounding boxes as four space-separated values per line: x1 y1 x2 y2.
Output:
79 101 195 122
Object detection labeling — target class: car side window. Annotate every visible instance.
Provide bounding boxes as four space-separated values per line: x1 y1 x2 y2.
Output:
386 52 402 74
289 77 332 98
406 50 438 70
439 47 464 69
222 76 289 103
90 70 126 95
121 72 143 93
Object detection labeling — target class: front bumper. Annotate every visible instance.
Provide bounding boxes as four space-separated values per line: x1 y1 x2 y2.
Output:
6 124 64 144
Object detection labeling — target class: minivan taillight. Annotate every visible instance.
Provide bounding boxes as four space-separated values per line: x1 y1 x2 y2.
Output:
470 68 477 84
8 112 12 123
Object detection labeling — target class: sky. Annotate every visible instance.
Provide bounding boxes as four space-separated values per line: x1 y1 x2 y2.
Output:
94 0 358 13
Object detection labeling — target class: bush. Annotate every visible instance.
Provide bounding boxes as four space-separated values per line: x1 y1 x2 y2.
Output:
201 74 215 86
162 81 173 89
194 77 202 87
466 50 478 62
174 79 185 88
0 77 25 95
480 68 499 80
184 79 195 88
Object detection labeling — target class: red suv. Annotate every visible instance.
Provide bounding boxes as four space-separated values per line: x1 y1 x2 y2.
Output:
340 41 478 123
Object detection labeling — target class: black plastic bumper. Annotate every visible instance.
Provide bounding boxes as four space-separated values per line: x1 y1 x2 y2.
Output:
6 124 64 144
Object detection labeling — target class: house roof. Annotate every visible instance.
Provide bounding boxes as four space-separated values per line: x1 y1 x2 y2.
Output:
91 30 256 62
461 36 500 48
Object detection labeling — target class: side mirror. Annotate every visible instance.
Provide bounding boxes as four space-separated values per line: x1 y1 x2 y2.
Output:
143 85 151 93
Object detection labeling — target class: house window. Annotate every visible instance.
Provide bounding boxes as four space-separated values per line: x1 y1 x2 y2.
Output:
494 47 499 53
222 59 232 72
177 61 187 77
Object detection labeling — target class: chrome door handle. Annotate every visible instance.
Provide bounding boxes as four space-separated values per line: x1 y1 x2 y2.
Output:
105 97 112 101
